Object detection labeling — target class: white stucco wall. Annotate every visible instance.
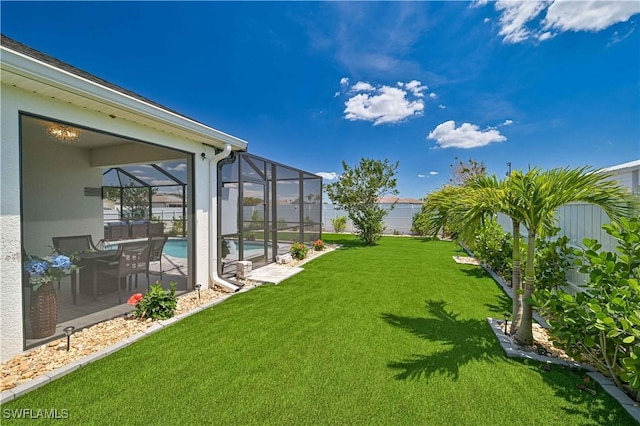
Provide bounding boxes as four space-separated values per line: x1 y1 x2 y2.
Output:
22 136 104 257
1 84 219 361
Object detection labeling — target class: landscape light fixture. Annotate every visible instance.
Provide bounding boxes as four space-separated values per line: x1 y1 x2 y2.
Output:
47 123 80 143
503 313 509 335
196 284 202 300
63 326 76 351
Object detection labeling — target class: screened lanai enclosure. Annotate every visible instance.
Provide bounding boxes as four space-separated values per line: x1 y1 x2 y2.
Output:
20 114 193 349
218 152 322 277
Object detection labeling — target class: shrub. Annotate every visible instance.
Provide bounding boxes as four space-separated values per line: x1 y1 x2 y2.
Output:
411 210 429 236
530 217 640 398
128 282 177 320
313 239 325 251
534 233 573 292
290 242 308 260
169 216 185 237
331 216 347 233
472 218 513 278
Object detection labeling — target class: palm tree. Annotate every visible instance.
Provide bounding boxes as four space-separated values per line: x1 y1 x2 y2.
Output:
511 166 637 345
464 174 528 333
421 167 638 344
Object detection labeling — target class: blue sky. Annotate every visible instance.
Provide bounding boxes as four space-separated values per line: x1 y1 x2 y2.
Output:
2 1 639 199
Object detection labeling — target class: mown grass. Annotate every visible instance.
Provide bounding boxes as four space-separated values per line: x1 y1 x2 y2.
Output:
2 234 635 425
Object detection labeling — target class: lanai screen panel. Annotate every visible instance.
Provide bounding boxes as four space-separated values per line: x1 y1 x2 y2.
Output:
218 152 322 277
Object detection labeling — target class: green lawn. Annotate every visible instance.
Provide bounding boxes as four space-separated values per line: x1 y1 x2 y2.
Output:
2 235 635 425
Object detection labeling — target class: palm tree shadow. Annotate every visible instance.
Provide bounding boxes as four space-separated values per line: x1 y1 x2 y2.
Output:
382 300 503 381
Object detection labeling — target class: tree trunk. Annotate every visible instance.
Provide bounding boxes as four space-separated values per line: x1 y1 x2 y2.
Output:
514 230 536 346
510 219 523 334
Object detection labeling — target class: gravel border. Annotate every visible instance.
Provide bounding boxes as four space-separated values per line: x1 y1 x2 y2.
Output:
1 292 235 404
0 245 338 405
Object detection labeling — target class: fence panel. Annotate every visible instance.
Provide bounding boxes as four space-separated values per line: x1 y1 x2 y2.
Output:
322 204 421 235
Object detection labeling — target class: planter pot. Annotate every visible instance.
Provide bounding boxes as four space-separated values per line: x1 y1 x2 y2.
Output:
29 282 58 339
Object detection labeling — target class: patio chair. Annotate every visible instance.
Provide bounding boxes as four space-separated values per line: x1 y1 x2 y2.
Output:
148 236 168 280
52 235 100 256
95 240 151 304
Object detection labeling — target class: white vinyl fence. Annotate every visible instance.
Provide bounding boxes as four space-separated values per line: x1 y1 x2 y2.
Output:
322 203 422 235
497 202 624 292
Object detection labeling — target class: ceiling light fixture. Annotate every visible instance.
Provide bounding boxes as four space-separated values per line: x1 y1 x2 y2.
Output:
47 124 80 143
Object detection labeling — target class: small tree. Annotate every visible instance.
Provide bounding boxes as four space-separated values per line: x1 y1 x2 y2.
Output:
104 184 157 220
449 157 486 186
331 216 347 233
326 158 399 245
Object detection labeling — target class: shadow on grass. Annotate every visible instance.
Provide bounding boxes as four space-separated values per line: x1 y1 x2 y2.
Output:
484 292 513 317
321 235 369 251
459 266 490 279
382 300 502 381
524 361 638 425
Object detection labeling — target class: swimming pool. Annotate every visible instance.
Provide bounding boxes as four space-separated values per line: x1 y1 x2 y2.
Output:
105 239 188 259
106 239 265 260
163 238 187 258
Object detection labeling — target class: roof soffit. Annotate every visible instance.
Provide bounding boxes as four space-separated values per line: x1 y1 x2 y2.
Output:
1 46 247 150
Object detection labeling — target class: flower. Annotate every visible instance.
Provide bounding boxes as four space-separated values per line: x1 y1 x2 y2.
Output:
50 255 72 270
24 254 76 292
313 239 325 251
127 293 143 306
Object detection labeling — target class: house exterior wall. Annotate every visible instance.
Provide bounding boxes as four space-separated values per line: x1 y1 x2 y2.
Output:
0 84 216 361
22 136 104 257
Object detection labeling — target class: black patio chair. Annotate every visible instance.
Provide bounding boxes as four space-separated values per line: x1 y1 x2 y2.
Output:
52 235 99 256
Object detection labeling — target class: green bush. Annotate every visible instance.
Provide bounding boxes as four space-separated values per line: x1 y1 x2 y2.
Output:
472 218 513 278
290 242 309 260
411 210 427 236
169 216 185 237
530 217 640 398
331 216 347 233
132 282 178 320
534 232 573 291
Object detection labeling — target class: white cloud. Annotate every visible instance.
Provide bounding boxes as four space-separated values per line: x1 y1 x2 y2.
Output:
343 81 425 125
494 0 548 43
484 17 491 24
429 92 437 99
543 0 640 32
351 81 375 92
429 171 439 175
483 0 640 43
150 179 176 186
168 163 187 171
502 119 513 126
405 80 427 97
340 77 349 86
418 174 426 178
438 104 446 109
428 120 507 149
315 172 339 180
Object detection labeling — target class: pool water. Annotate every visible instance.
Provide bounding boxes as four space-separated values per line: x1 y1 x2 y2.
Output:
163 239 187 258
107 239 266 259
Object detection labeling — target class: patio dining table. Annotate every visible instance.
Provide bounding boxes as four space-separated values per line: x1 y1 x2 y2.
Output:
75 250 119 300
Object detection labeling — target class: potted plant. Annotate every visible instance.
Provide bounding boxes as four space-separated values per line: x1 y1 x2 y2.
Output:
24 254 77 338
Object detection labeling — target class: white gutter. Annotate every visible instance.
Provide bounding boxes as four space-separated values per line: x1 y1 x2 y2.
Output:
209 144 240 292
